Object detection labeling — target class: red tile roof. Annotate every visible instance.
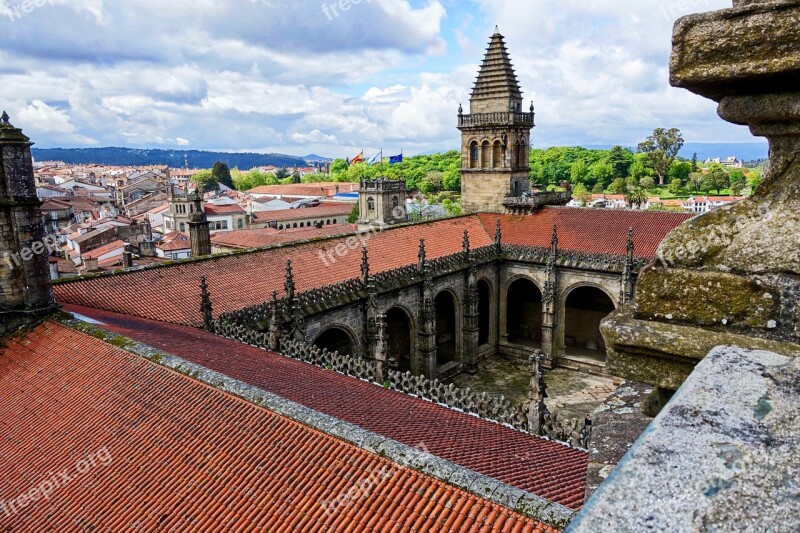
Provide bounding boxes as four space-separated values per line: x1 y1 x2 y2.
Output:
53 209 690 327
204 203 246 216
64 306 591 510
248 182 359 197
157 231 192 252
211 224 358 250
478 208 693 259
253 203 354 223
81 239 126 260
55 216 492 326
0 321 555 532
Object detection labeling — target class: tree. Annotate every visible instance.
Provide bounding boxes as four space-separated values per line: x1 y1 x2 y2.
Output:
570 159 589 184
330 158 349 177
275 168 291 180
441 198 462 216
729 170 746 196
687 172 704 192
420 171 444 194
606 146 634 180
347 203 360 224
573 184 592 206
192 169 218 192
442 167 461 191
625 187 649 210
626 176 639 190
747 169 762 193
212 162 234 189
608 178 627 194
668 160 692 183
588 161 614 189
691 152 699 172
639 176 656 190
628 153 653 180
591 182 604 194
704 167 730 194
668 178 683 194
637 128 685 185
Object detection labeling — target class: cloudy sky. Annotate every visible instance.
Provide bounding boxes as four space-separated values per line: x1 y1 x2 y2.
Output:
0 0 754 157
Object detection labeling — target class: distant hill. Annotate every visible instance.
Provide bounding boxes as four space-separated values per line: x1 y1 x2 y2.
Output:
302 154 333 162
31 147 307 169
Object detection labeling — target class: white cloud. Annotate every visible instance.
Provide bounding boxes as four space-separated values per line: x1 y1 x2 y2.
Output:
0 0 758 157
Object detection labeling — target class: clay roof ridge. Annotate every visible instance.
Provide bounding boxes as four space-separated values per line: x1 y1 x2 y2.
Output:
61 317 577 528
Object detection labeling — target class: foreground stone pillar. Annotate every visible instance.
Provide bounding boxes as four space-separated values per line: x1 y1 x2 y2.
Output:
603 0 800 396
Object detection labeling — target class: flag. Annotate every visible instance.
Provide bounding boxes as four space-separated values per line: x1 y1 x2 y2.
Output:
367 151 382 166
388 153 403 165
351 151 364 165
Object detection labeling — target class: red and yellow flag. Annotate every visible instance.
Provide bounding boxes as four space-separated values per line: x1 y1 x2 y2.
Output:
351 151 364 165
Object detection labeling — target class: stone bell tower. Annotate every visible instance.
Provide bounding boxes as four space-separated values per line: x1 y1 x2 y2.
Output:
0 112 57 335
459 28 535 214
187 190 211 257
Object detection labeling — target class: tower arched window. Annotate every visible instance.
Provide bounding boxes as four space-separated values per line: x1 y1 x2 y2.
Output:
367 197 375 212
470 141 479 169
493 141 503 168
179 223 186 232
481 141 491 168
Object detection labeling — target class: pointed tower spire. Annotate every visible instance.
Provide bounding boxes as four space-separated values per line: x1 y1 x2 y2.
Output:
1 111 9 125
470 31 523 113
360 245 370 285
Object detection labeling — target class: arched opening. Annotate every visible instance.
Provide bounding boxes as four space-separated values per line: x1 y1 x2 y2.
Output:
470 141 479 169
478 280 491 346
435 291 458 367
516 142 525 168
386 307 413 373
313 327 356 357
367 197 375 213
493 140 503 168
506 278 543 348
481 140 491 168
564 286 616 362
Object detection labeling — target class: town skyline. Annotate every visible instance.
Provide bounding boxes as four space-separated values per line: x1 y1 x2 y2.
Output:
1 0 757 157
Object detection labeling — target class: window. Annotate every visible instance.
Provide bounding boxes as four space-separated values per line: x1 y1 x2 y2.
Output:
326 220 331 225
179 223 185 232
300 222 305 228
470 141 479 169
367 197 375 212
392 196 399 209
237 219 243 229
293 223 298 228
278 225 283 230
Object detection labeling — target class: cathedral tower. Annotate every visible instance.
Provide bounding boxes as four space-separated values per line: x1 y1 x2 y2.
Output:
459 30 535 213
0 112 57 335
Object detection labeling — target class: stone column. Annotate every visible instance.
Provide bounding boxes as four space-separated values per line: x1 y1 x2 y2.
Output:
603 0 800 400
417 275 438 379
541 226 559 367
462 254 481 372
200 276 214 331
374 313 389 383
527 351 548 436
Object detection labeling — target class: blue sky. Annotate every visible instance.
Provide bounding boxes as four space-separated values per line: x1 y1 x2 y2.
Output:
0 0 755 157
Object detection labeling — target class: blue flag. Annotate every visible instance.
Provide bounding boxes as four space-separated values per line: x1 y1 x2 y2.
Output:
388 154 403 165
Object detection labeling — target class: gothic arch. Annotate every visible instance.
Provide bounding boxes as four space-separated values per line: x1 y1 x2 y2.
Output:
477 278 494 346
558 282 618 360
312 325 359 357
504 275 544 347
433 289 461 366
384 305 416 373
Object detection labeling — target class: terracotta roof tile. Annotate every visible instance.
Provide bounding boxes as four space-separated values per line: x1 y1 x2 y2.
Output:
53 210 689 327
0 321 556 532
81 239 126 259
211 225 358 250
477 208 693 259
64 306 591 510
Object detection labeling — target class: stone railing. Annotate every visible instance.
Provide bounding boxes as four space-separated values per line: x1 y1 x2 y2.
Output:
503 191 572 209
458 112 535 128
210 318 590 449
502 244 646 274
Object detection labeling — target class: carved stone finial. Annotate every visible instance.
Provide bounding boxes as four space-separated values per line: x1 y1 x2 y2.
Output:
462 230 470 255
361 245 370 285
530 101 535 113
284 260 295 301
418 239 427 272
458 103 463 115
551 225 559 251
1 111 9 124
199 276 213 331
494 24 499 35
627 227 635 258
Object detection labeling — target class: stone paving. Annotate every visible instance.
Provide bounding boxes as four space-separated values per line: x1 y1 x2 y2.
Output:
449 356 618 422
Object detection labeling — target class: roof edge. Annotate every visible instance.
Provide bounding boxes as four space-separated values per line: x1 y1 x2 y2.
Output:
63 316 577 529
